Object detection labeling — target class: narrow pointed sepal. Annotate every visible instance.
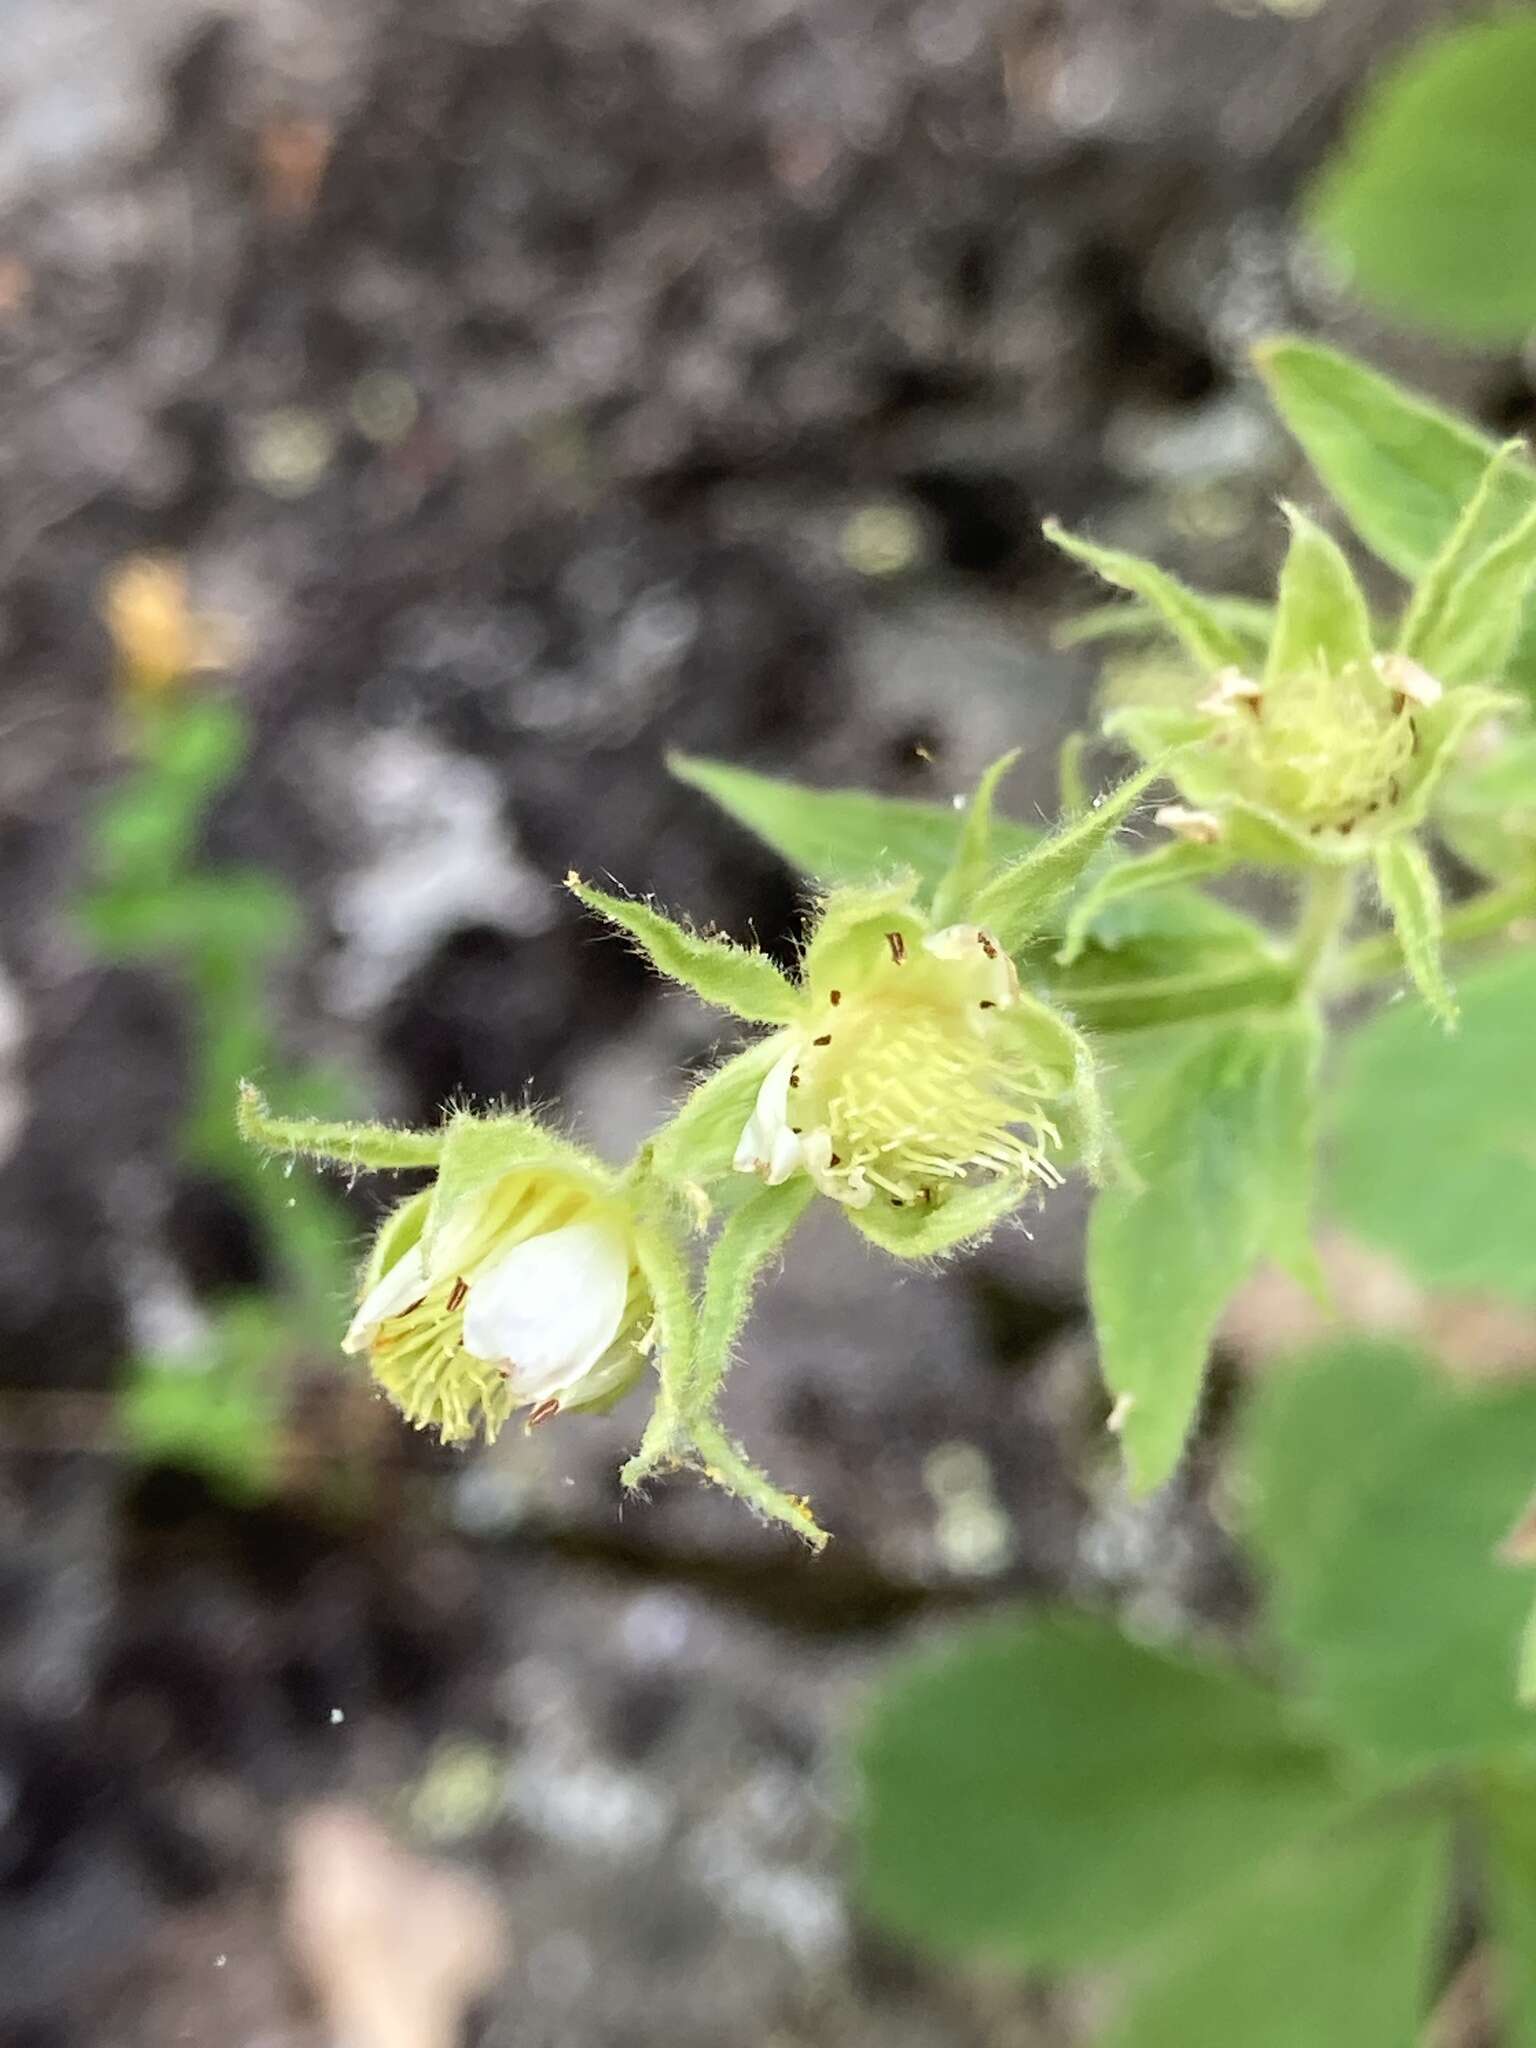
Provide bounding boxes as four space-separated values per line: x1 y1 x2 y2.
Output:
1373 839 1457 1026
236 1082 443 1172
567 873 801 1024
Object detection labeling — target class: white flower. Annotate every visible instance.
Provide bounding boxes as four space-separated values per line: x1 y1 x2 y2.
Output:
733 918 1063 1213
345 1175 650 1441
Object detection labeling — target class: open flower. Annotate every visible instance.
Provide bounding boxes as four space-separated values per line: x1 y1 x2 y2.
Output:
733 906 1070 1215
348 1169 655 1442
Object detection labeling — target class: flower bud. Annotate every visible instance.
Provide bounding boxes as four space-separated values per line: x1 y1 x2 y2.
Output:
734 907 1070 1213
347 1169 654 1442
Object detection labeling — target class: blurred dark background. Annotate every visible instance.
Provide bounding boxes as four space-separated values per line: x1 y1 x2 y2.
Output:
0 1 1517 2042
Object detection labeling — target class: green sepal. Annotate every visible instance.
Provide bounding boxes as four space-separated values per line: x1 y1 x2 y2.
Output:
648 1034 787 1196
427 1109 609 1254
568 873 800 1024
1044 519 1251 675
1056 840 1233 966
1265 504 1375 685
622 1177 824 1547
670 751 1037 900
1373 839 1456 1025
1054 592 1274 660
236 1081 444 1173
799 877 923 995
1407 491 1536 689
1397 439 1528 667
968 762 1161 953
930 749 1021 927
847 1174 1040 1260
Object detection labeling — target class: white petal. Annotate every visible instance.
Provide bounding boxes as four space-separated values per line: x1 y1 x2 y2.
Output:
460 1216 631 1404
1373 652 1443 707
343 1244 429 1354
733 1042 806 1183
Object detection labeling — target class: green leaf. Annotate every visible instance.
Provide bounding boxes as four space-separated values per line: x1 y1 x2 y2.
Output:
568 874 800 1024
1056 841 1233 966
1253 337 1536 583
1054 592 1274 658
1373 839 1455 1025
1328 949 1536 1299
1479 1775 1536 2048
1265 504 1375 684
1308 14 1536 344
670 752 1037 898
120 1299 282 1501
1106 1808 1448 2048
1044 520 1251 675
856 1612 1343 1967
930 749 1020 927
1088 1009 1320 1492
969 763 1161 954
1245 1340 1536 1769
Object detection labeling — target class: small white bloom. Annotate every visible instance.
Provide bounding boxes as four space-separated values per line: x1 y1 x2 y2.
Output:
461 1216 632 1403
733 1044 807 1185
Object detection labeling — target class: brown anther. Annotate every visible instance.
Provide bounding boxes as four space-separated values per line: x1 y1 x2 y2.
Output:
919 1187 934 1204
829 989 842 1005
890 1196 905 1207
813 1033 832 1046
789 1070 800 1089
1338 818 1355 837
829 1152 843 1168
446 1276 468 1312
527 1398 561 1428
977 933 998 959
979 999 997 1010
1391 691 1407 718
401 1297 426 1318
886 931 906 964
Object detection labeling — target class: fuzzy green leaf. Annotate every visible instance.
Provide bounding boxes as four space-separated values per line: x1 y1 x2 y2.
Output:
969 762 1161 954
1373 839 1455 1025
1308 14 1536 345
1266 504 1374 685
930 749 1021 927
1254 337 1536 582
857 1612 1343 1968
1246 1340 1536 1769
1044 520 1251 675
1328 949 1536 1300
671 751 1037 898
569 875 800 1024
1106 1808 1448 2048
1088 1009 1320 1492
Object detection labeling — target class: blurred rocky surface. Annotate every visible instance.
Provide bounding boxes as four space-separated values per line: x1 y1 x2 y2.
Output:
0 0 1507 2040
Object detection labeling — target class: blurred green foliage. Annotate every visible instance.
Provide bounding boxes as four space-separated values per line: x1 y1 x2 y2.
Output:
80 691 356 1493
1308 13 1536 346
858 1343 1536 2044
